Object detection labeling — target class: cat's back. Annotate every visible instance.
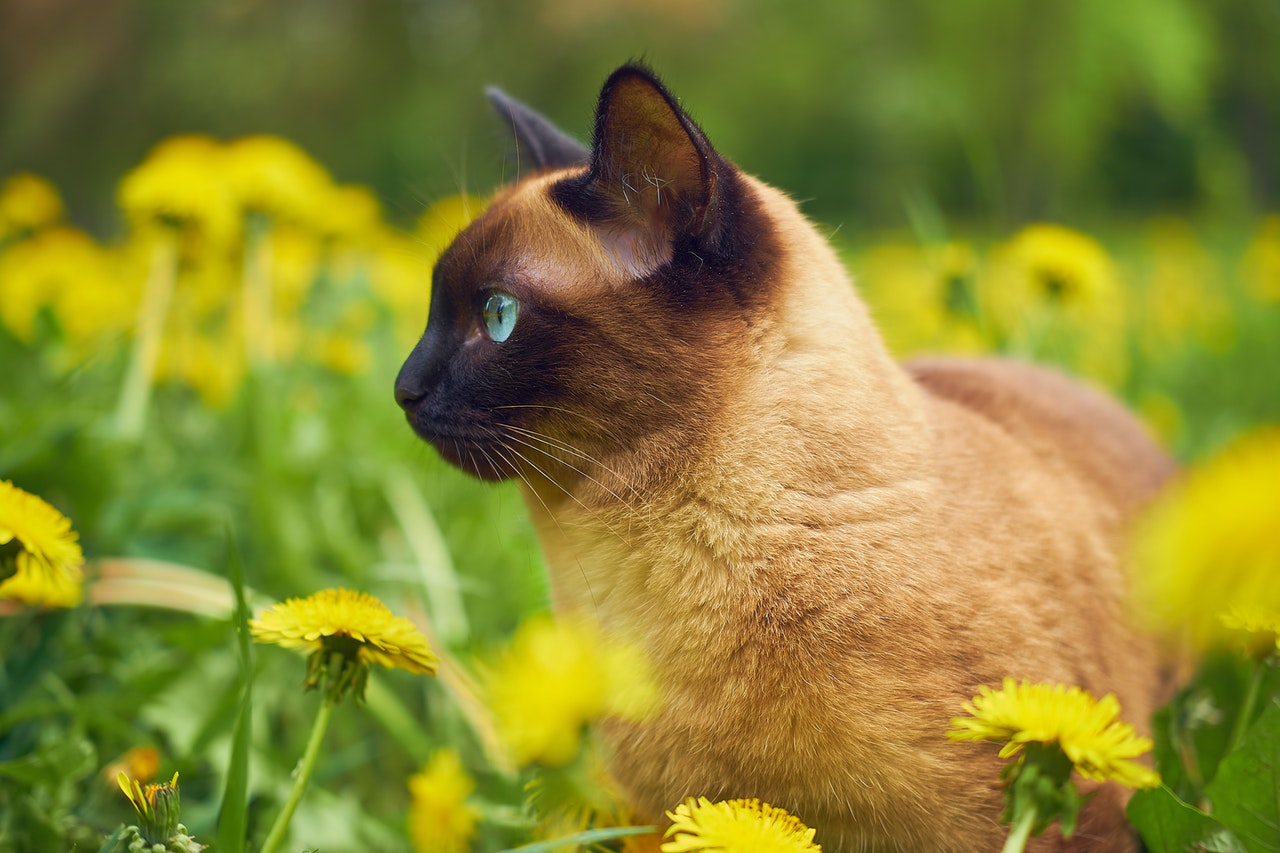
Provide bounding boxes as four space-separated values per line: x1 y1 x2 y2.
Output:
906 356 1175 513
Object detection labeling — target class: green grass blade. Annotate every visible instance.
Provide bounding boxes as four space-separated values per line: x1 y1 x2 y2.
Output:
495 825 659 853
216 533 254 853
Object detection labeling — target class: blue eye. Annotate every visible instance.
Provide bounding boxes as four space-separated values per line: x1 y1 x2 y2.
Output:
482 291 520 343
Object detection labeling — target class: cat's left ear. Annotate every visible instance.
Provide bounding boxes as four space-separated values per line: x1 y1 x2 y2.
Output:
555 64 728 274
487 87 590 171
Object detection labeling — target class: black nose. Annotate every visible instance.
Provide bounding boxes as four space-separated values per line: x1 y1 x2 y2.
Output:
394 382 420 410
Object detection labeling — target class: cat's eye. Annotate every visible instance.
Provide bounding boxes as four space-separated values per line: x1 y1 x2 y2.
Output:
482 291 520 343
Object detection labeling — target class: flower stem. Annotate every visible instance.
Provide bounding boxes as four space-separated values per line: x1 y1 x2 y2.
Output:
114 233 178 439
1227 656 1266 754
1002 803 1037 853
259 696 334 853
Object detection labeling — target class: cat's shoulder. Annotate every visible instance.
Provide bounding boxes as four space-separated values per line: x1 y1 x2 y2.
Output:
905 356 1175 509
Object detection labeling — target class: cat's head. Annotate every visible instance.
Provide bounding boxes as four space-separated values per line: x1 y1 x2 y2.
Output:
394 64 782 489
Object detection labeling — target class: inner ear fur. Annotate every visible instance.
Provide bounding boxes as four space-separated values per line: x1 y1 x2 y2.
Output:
555 64 725 271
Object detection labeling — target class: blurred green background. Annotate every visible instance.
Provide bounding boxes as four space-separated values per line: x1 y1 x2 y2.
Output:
4 0 1278 234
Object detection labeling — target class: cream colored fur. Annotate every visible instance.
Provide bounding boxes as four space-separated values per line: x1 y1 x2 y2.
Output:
511 176 1171 852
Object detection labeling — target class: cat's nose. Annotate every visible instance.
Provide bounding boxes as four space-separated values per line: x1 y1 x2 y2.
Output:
394 381 421 410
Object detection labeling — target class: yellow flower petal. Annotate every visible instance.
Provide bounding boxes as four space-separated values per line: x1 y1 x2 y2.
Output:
1130 428 1280 650
482 613 658 767
662 797 822 853
0 481 84 607
118 135 238 243
948 678 1160 790
249 588 438 676
407 749 479 853
0 172 64 238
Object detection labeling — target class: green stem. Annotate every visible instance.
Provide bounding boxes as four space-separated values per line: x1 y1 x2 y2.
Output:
1227 656 1266 754
259 696 334 853
114 234 178 439
1002 803 1037 853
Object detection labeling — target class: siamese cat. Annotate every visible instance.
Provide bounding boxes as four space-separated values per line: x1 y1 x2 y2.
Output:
394 64 1173 852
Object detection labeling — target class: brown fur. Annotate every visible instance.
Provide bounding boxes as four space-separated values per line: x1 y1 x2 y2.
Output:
396 65 1174 852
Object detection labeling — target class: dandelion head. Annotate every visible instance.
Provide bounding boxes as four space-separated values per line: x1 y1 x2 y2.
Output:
0 480 84 608
483 613 658 767
858 242 987 358
1130 428 1280 650
225 135 334 227
0 172 64 239
407 749 479 853
118 135 238 245
0 226 120 346
250 588 437 702
948 678 1160 790
662 797 822 853
985 223 1127 386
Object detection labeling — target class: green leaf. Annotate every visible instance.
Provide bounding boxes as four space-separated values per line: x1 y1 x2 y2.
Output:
216 534 253 853
1205 701 1280 852
1127 786 1246 853
495 825 660 853
96 824 131 853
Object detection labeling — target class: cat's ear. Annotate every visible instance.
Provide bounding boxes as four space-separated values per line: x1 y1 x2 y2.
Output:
487 87 590 172
557 64 726 274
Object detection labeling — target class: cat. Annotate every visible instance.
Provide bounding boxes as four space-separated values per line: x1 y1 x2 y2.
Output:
394 63 1174 852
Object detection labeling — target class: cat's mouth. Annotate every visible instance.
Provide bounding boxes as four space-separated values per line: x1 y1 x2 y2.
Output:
402 409 516 482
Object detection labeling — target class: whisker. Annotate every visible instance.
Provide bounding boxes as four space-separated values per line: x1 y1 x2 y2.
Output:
491 433 635 552
491 403 629 445
486 438 602 617
499 425 640 504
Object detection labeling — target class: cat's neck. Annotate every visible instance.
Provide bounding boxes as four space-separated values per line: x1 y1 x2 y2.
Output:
520 177 933 624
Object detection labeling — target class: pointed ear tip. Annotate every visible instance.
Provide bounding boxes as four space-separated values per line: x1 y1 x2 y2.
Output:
485 86 512 109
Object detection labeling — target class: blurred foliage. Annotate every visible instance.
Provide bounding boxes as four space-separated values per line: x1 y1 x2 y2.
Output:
2 0 1279 233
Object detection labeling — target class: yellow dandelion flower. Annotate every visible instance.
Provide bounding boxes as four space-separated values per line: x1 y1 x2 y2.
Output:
251 588 436 701
0 559 84 608
119 771 179 822
118 771 202 851
51 248 137 359
985 224 1127 387
483 614 658 767
118 135 238 244
948 678 1160 790
1130 428 1280 649
225 135 334 227
250 588 438 673
407 748 480 853
0 172 64 239
1242 214 1280 302
662 798 821 853
0 480 84 608
860 241 988 357
0 226 121 345
1219 605 1280 658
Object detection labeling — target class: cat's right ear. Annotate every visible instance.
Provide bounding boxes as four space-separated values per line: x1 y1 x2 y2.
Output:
486 87 590 172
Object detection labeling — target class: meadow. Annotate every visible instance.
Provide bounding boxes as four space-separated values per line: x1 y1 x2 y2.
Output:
1 128 1278 853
